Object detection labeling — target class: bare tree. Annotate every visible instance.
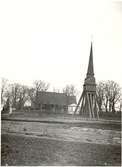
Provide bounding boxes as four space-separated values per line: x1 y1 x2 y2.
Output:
1 80 18 112
34 80 50 92
33 80 50 102
8 83 21 109
62 84 77 96
103 82 110 112
97 80 121 112
96 82 105 112
119 99 122 112
3 83 29 110
53 88 60 93
106 81 121 112
1 79 50 111
17 85 29 110
28 80 50 109
1 78 8 107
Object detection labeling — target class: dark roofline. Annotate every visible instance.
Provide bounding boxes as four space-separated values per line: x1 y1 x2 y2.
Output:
38 91 75 97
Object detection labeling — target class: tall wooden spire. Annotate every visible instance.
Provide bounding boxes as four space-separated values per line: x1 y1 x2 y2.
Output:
87 43 94 77
74 43 99 119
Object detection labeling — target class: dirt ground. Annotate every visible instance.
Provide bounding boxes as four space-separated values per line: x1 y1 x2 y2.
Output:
1 120 121 145
1 120 121 166
1 134 121 166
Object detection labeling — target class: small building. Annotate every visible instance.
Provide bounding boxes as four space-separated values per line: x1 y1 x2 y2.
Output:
68 103 77 114
31 91 77 114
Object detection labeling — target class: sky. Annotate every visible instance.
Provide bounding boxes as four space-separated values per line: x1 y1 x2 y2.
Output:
0 0 122 96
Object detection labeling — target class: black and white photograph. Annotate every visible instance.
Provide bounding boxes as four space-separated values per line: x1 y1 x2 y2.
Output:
0 0 122 166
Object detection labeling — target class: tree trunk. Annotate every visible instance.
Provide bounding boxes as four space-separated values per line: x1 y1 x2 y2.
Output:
109 101 112 112
105 99 108 112
97 97 102 112
98 102 102 112
112 102 116 112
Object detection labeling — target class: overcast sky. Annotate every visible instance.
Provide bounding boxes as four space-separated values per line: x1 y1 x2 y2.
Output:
0 0 122 95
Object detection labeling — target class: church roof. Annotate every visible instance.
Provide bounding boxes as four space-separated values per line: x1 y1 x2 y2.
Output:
37 91 77 105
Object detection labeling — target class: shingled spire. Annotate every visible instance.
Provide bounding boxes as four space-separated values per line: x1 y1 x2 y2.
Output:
87 42 94 77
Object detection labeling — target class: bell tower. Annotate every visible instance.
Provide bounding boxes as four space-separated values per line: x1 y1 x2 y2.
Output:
74 43 99 119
